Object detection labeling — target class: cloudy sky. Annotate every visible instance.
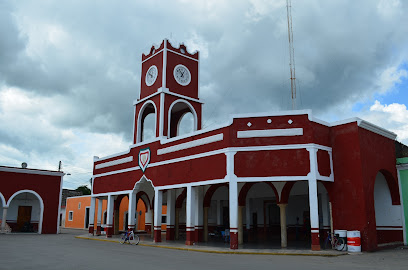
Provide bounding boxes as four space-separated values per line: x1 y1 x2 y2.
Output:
1 0 407 189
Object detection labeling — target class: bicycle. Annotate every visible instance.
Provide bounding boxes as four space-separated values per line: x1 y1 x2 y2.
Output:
120 230 140 245
324 232 346 251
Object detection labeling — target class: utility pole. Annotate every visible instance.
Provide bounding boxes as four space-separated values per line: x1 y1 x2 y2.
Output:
286 0 297 110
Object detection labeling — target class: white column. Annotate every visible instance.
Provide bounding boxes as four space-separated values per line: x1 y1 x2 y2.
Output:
308 147 320 250
167 189 176 237
1 207 8 233
89 197 96 234
128 192 136 231
106 195 114 237
229 180 239 248
97 199 103 226
167 189 176 226
186 186 196 231
186 185 196 244
154 189 163 234
194 186 203 241
309 179 319 231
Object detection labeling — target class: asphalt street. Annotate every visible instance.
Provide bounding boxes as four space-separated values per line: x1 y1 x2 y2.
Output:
0 229 407 270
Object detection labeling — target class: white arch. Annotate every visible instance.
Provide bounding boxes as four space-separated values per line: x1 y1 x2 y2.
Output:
7 190 44 234
167 99 198 138
0 192 5 207
133 175 155 209
137 100 158 143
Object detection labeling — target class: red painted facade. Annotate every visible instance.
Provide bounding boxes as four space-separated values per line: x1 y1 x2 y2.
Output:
91 40 402 251
0 167 63 234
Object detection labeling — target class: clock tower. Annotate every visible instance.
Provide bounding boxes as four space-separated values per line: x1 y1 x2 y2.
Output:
133 39 203 143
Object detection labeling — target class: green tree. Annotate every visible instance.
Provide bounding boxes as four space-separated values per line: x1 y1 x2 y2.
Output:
75 185 91 195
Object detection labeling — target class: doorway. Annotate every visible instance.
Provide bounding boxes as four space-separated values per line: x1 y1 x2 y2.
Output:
17 206 32 232
85 207 90 229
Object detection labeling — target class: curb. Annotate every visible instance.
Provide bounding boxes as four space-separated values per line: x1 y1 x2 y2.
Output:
75 236 344 257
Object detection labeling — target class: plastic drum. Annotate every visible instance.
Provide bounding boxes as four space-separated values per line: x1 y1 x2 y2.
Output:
347 230 361 252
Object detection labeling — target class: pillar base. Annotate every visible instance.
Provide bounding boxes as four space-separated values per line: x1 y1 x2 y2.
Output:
311 232 320 251
166 227 175 241
96 226 102 236
154 229 161 243
88 225 94 235
106 226 113 238
230 232 238 249
186 230 195 245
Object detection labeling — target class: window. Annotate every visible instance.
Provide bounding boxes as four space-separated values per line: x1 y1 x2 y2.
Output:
161 216 167 224
68 211 73 221
78 202 81 209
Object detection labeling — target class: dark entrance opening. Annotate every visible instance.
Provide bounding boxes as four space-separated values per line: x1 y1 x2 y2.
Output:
85 208 90 228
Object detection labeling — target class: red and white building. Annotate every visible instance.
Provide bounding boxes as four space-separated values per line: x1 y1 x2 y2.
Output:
0 165 64 234
89 39 403 251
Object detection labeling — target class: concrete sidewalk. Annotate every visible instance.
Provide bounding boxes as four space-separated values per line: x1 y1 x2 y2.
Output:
75 233 348 256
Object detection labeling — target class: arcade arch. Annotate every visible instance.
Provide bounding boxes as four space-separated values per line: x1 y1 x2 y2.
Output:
137 101 157 143
168 99 198 138
6 190 44 233
284 181 330 248
374 171 403 245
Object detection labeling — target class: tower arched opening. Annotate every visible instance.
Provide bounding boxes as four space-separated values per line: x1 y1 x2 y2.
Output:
137 101 157 143
168 100 197 138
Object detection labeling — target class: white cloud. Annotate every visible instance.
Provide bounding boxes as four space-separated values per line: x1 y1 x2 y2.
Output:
0 86 131 188
361 100 408 143
375 66 408 94
377 0 402 19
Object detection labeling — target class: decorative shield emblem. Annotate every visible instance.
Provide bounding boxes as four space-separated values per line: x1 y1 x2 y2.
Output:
138 148 151 173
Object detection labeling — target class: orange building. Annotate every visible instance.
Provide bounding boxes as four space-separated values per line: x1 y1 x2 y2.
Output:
65 195 166 232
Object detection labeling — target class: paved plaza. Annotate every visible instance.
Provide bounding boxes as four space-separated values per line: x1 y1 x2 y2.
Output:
0 229 407 270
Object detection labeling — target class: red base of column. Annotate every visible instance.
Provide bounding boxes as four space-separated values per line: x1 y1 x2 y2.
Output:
194 228 204 242
96 226 102 236
186 230 195 245
311 232 320 251
166 227 175 241
154 229 161 242
106 226 113 238
230 232 238 249
88 225 94 235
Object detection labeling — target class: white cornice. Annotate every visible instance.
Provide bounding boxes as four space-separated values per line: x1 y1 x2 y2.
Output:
0 166 65 177
357 119 397 140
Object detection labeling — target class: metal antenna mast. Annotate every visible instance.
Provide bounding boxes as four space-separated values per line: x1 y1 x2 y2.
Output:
286 0 297 110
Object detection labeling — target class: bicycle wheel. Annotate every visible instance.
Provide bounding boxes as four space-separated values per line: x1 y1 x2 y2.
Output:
120 233 127 244
336 238 346 251
129 234 140 245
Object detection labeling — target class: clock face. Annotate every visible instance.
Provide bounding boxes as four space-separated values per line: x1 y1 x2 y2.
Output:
173 64 191 86
145 65 158 86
